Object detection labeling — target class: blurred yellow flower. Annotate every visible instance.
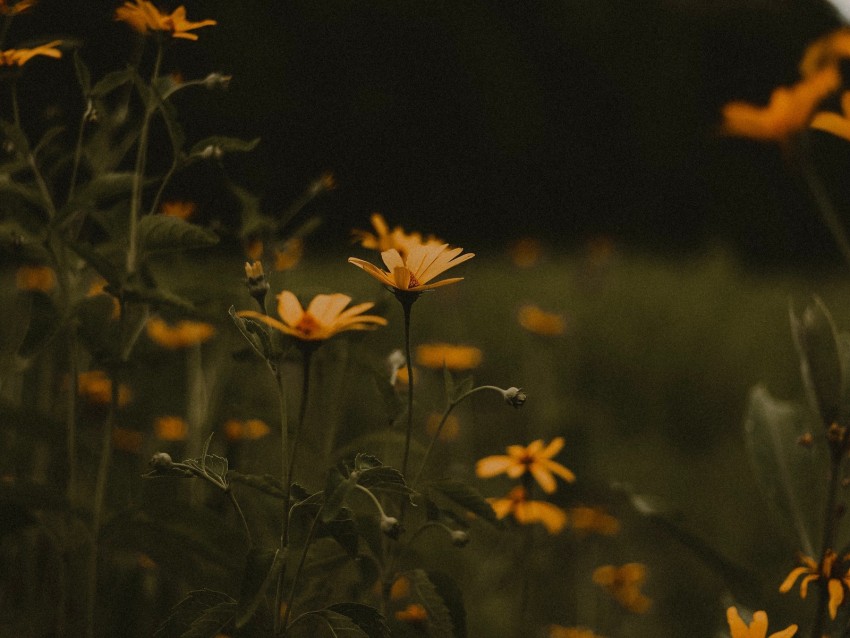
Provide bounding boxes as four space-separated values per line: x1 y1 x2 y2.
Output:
115 1 216 40
779 550 850 619
146 317 215 349
154 415 189 441
394 603 428 623
487 486 567 534
244 238 264 260
0 0 35 15
518 304 567 336
416 342 482 370
238 291 387 341
0 40 61 66
15 265 55 292
426 412 460 442
273 238 303 271
223 418 271 441
726 607 797 638
394 365 418 386
812 90 850 142
390 576 410 599
112 427 144 453
592 563 652 614
476 437 575 494
508 237 543 268
568 506 620 537
548 626 606 638
159 200 196 220
349 243 474 293
352 213 441 256
77 370 132 407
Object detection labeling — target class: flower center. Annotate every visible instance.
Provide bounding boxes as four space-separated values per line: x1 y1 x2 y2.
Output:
294 312 321 338
408 273 421 288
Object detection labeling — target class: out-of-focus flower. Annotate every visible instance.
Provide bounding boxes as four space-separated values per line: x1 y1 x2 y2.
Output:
160 200 196 220
86 276 120 318
351 213 442 256
146 317 215 349
426 412 460 442
390 576 410 599
154 416 188 441
726 607 798 638
245 238 263 261
487 486 567 534
508 237 543 268
386 349 406 385
115 1 216 40
518 304 567 336
223 418 270 441
137 553 157 570
476 437 575 494
273 238 303 271
812 90 850 142
15 265 55 292
394 365 418 386
237 291 386 341
568 506 620 537
0 0 36 16
112 427 144 453
779 550 850 619
349 243 474 293
592 563 652 614
416 342 482 370
395 603 428 623
548 626 607 638
0 40 61 67
77 370 132 407
309 172 336 196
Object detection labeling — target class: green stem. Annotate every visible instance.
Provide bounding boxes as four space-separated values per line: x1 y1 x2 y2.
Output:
12 82 58 221
273 360 289 635
66 323 79 503
227 490 252 547
281 504 323 634
400 297 415 479
66 108 89 205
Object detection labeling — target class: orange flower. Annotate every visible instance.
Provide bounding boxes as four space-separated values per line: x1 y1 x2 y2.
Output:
77 370 132 407
115 1 216 40
154 416 189 441
508 237 543 268
779 550 850 619
811 89 850 142
726 607 798 638
592 563 652 614
425 412 460 442
518 304 567 336
223 418 270 441
0 40 62 67
352 213 442 256
568 506 620 537
487 486 567 534
548 627 607 638
238 291 386 341
159 200 196 220
146 317 215 349
112 427 144 453
416 342 482 370
15 265 55 292
0 0 36 16
394 603 428 623
273 238 303 271
244 238 264 261
349 243 474 293
476 437 575 494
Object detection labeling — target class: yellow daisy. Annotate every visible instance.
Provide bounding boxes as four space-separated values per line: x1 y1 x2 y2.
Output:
726 607 797 638
0 40 62 67
487 486 567 534
348 243 474 293
779 550 850 619
415 342 482 370
592 563 652 614
476 437 575 494
146 317 215 349
115 1 216 41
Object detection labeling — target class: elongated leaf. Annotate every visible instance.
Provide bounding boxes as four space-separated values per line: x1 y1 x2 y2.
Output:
427 479 501 527
228 471 285 499
406 569 454 638
90 68 133 97
154 589 235 638
744 384 826 557
183 601 236 638
323 470 355 523
64 240 123 286
229 305 273 361
293 609 369 637
327 604 390 638
73 50 91 95
121 281 197 313
1 119 30 155
236 548 282 629
357 466 414 498
138 215 218 254
190 136 260 156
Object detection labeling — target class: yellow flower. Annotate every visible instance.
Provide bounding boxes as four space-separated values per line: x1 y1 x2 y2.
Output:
416 342 482 370
352 213 442 256
726 607 798 638
811 89 850 142
115 1 216 41
568 506 620 537
154 416 189 441
0 0 36 16
592 563 652 614
273 238 303 271
159 200 196 220
548 626 607 638
146 317 215 349
779 550 850 619
394 603 428 623
15 265 55 292
518 304 567 336
237 291 387 341
245 238 264 260
508 237 543 268
223 418 271 441
77 370 132 407
476 437 575 494
425 412 461 442
348 243 474 293
0 40 62 67
487 486 567 534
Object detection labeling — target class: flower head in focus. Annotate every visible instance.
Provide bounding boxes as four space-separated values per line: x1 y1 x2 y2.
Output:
0 40 62 67
115 1 216 40
476 437 575 494
416 342 482 370
592 563 652 614
726 607 797 638
779 550 850 619
146 317 215 349
348 243 474 294
487 486 567 534
237 291 387 342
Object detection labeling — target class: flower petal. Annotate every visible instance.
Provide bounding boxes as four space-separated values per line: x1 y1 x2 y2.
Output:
307 293 352 325
829 578 845 619
475 455 515 478
778 566 810 593
726 607 748 638
530 465 557 493
750 611 768 638
277 290 304 327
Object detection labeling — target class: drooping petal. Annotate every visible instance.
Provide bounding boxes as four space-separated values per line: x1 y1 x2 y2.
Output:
778 566 810 593
278 290 304 327
529 465 557 493
726 607 749 638
768 624 798 638
348 257 394 287
541 436 565 458
750 611 769 638
799 573 819 599
475 455 516 478
828 578 845 618
542 459 576 483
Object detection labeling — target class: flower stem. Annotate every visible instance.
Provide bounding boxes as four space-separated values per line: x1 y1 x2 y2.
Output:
281 504 323 634
227 490 252 547
399 296 416 479
272 360 289 636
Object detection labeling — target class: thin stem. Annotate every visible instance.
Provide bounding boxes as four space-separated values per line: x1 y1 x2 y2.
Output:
273 362 289 636
400 298 415 478
227 490 252 547
65 323 79 503
281 504 324 634
285 347 313 504
66 108 89 204
12 82 59 221
811 451 844 638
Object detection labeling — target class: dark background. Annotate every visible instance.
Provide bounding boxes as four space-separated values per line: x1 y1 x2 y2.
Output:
11 0 850 266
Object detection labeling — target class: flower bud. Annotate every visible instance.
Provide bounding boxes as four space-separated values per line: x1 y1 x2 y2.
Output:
203 72 232 90
450 529 470 547
244 260 269 304
502 387 527 408
149 452 173 470
386 349 406 385
380 515 403 540
199 145 223 160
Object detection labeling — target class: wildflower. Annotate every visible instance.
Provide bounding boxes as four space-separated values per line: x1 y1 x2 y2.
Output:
245 238 263 260
416 342 482 370
112 427 144 453
395 603 428 623
487 486 567 534
426 412 461 442
476 437 575 494
77 370 131 407
154 416 188 441
137 553 157 570
548 627 607 638
592 563 652 614
518 304 567 336
568 506 620 537
223 418 270 441
501 387 527 408
390 576 410 599
146 317 215 349
308 172 336 196
811 90 850 142
149 452 173 470
202 72 231 90
351 213 441 256
348 243 474 294
237 291 387 341
0 0 36 16
15 265 55 292
115 1 217 41
779 550 850 619
273 238 303 271
507 237 543 268
159 200 196 220
726 607 798 638
0 40 62 67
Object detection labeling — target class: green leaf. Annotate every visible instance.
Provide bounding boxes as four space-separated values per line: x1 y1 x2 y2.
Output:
406 569 454 638
427 479 501 527
357 466 414 499
189 136 260 157
292 609 369 637
183 602 236 638
228 472 285 499
323 469 356 523
0 174 47 209
354 453 383 471
235 548 283 629
73 50 91 95
64 240 123 286
229 305 273 362
326 604 390 638
0 119 31 156
120 281 197 313
137 215 218 254
33 125 66 158
424 572 466 638
154 589 236 638
90 68 133 97
743 384 826 557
